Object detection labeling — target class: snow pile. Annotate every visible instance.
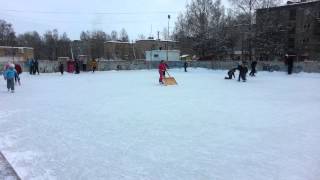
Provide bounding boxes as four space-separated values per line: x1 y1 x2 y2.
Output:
1 69 320 180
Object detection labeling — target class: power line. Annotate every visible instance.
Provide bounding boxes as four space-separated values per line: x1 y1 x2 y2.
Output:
0 9 179 15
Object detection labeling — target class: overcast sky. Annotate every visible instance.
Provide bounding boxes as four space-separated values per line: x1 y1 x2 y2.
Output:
0 0 230 40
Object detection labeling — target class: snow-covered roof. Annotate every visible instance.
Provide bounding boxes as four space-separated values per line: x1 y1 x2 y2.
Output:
0 46 34 50
135 39 178 43
105 41 131 44
180 54 190 58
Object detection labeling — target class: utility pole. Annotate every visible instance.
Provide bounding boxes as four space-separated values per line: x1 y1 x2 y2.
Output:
167 14 170 61
249 0 252 62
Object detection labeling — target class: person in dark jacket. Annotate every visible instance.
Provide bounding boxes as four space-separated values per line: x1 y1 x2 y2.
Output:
184 61 188 72
33 59 40 75
225 68 236 80
75 60 80 74
237 62 248 82
249 61 257 77
59 62 64 75
285 54 294 75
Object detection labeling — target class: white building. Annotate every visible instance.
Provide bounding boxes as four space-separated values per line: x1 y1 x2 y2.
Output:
145 50 180 61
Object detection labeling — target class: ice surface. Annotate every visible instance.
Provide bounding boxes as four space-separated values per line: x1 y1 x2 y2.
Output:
1 69 320 180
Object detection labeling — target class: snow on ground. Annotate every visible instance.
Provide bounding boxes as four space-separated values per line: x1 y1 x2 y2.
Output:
1 68 320 180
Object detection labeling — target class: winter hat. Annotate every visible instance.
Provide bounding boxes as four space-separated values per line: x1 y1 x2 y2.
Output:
9 63 15 69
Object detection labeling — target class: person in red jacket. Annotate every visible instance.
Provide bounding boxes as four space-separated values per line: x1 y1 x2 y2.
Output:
14 63 22 85
158 60 167 84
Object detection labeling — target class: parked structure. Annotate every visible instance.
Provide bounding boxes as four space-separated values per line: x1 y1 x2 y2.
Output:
256 0 320 61
0 46 34 62
134 39 179 59
146 50 180 61
104 38 179 60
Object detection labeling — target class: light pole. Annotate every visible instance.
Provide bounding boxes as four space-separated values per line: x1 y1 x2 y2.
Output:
167 14 170 61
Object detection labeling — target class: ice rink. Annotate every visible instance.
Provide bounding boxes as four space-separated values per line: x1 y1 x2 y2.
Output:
1 69 320 180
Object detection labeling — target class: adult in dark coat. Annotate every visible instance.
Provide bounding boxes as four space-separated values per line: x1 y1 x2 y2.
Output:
249 61 257 76
285 54 294 75
59 62 64 75
238 63 248 82
184 61 188 72
33 59 40 75
75 60 80 74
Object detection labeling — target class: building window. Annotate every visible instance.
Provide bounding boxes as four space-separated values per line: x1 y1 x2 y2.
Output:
154 54 159 58
314 22 320 35
289 26 296 34
288 38 295 48
289 9 296 20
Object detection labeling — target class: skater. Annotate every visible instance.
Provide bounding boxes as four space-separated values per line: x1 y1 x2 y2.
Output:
225 68 236 80
28 59 34 74
14 63 22 85
3 64 17 93
237 62 248 82
59 62 64 75
285 54 294 75
33 59 40 75
75 60 80 74
184 61 188 72
91 59 97 73
82 58 87 72
249 61 257 77
158 60 167 84
3 61 10 71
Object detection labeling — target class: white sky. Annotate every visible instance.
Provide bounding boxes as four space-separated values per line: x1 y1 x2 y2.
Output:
0 0 230 40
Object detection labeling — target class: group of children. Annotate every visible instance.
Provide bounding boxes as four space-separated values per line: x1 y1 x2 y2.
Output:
225 61 257 82
58 59 98 75
3 63 22 93
3 59 258 92
158 60 257 84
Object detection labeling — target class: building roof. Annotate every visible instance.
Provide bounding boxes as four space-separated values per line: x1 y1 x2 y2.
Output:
135 39 178 43
257 0 320 11
0 46 34 50
105 41 131 44
146 50 180 53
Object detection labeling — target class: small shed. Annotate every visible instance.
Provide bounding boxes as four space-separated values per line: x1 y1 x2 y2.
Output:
146 50 180 61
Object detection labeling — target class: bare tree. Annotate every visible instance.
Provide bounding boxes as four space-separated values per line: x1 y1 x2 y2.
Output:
0 19 16 46
119 28 129 42
228 0 283 61
17 31 43 59
80 31 91 41
162 28 169 40
137 34 146 40
111 30 118 41
174 0 226 58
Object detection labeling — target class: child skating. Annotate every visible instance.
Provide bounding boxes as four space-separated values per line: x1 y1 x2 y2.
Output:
3 64 18 93
225 68 236 80
158 60 167 84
